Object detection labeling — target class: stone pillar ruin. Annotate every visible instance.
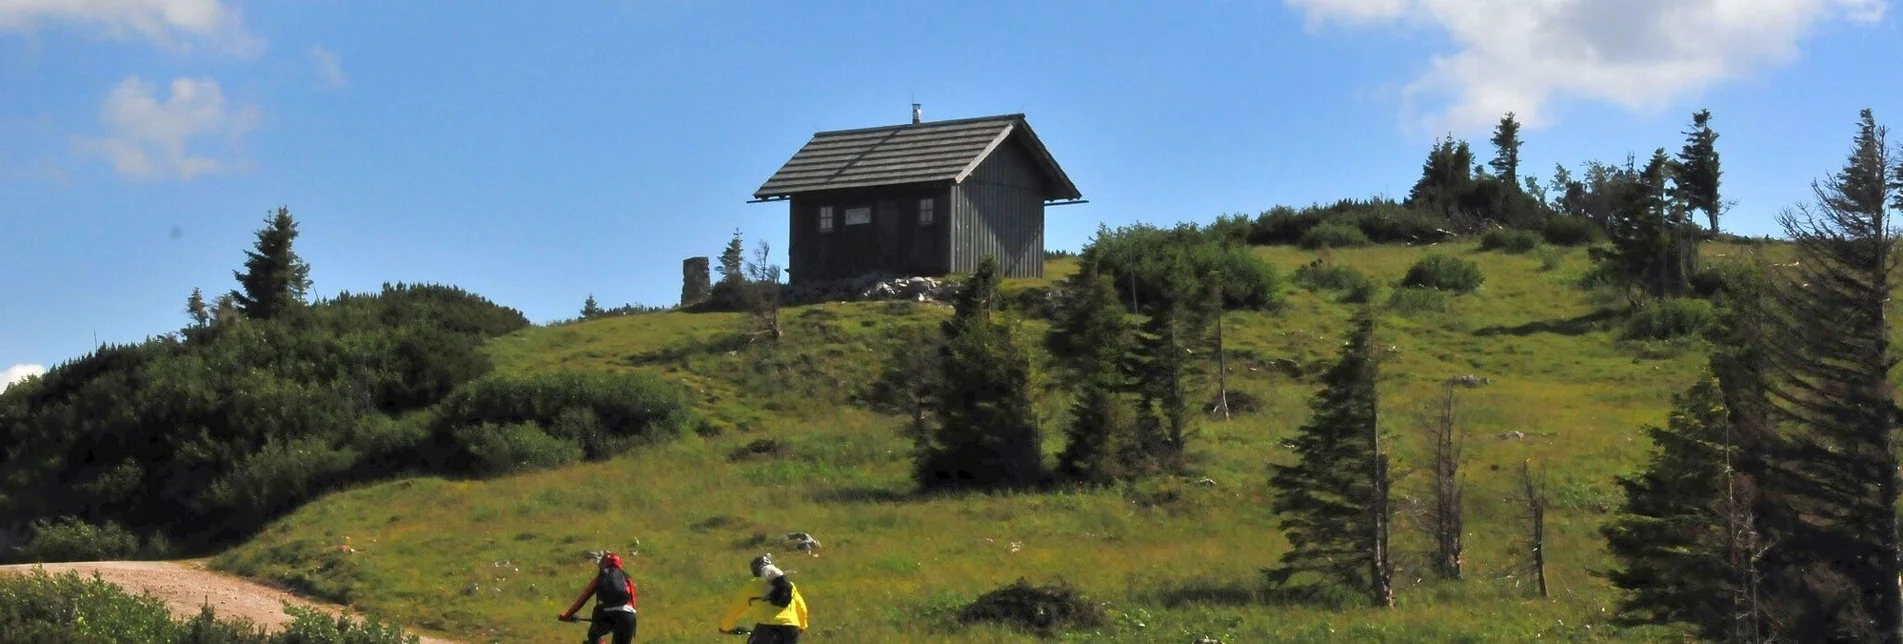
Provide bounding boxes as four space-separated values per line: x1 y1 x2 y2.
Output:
681 256 711 307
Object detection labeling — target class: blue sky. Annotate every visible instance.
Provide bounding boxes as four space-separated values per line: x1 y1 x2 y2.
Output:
2 0 1899 382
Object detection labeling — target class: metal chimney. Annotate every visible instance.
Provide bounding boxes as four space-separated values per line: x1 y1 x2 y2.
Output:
911 103 922 125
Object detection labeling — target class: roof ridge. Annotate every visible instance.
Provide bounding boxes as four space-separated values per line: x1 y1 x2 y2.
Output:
811 113 1024 137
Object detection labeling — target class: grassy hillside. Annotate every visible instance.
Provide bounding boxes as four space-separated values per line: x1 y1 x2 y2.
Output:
215 241 1788 643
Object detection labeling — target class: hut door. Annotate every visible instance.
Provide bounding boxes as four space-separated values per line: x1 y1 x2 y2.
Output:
876 199 902 275
840 204 875 277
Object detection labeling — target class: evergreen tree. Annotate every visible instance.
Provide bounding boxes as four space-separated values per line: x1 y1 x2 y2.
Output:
230 207 312 321
1266 310 1392 606
212 293 241 325
185 288 209 328
1674 109 1725 234
1407 136 1476 216
1762 108 1902 642
1489 112 1524 189
1128 299 1192 475
914 256 1045 490
1599 150 1696 300
581 295 602 319
1602 374 1750 640
1052 266 1137 484
717 229 745 285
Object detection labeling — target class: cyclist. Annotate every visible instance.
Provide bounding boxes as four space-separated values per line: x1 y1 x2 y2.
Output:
558 552 638 644
718 553 808 643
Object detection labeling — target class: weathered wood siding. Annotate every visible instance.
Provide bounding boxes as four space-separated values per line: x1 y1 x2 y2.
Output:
786 184 951 285
949 139 1045 279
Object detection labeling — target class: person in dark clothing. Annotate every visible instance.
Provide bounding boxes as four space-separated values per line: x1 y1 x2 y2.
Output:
559 552 638 644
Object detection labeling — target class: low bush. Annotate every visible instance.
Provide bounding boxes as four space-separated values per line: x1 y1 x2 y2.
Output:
12 517 142 563
1386 287 1451 316
1299 222 1370 250
1622 298 1719 341
1079 223 1286 311
1250 200 1449 246
1541 216 1601 246
958 578 1105 637
1478 228 1541 253
1534 246 1568 272
0 567 419 643
458 421 584 475
1293 263 1373 292
435 370 697 465
1402 254 1484 293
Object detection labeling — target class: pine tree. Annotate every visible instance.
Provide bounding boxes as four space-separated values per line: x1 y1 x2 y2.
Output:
1762 108 1902 642
1052 266 1137 484
1267 310 1392 607
1490 112 1524 189
230 206 313 321
1128 299 1192 475
1602 374 1745 638
185 288 209 328
581 295 602 319
718 229 745 285
212 293 241 325
1674 109 1725 234
915 256 1045 490
1408 136 1476 216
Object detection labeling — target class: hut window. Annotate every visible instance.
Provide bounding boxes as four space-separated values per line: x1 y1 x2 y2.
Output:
819 206 835 233
918 198 935 225
844 207 871 226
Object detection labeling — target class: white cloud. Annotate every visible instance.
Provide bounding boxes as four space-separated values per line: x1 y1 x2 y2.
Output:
1 364 45 392
311 45 347 89
74 76 261 181
0 0 262 56
1286 0 1887 132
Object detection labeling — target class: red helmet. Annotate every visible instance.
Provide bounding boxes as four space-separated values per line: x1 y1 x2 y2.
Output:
601 553 622 569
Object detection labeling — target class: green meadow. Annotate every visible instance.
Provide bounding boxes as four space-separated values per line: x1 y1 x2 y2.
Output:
214 241 1796 643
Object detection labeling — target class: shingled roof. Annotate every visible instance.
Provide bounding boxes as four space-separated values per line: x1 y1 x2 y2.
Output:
753 113 1081 201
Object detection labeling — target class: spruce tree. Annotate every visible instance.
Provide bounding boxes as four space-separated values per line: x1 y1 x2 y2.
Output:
718 228 745 285
1602 374 1743 639
1490 112 1524 189
1128 299 1192 475
1052 266 1136 484
915 256 1046 490
1267 310 1392 606
581 295 602 319
1674 109 1725 234
1763 108 1902 642
185 288 209 328
230 206 312 321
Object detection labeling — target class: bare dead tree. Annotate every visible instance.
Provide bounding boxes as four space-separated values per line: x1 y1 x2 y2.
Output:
1429 379 1464 580
1370 323 1394 608
743 241 784 342
1209 278 1230 421
1517 459 1549 599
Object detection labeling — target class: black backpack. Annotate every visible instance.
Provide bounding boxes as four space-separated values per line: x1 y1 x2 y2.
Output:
764 576 794 608
595 568 632 608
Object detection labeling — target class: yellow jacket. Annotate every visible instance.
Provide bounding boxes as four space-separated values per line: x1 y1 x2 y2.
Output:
718 573 808 632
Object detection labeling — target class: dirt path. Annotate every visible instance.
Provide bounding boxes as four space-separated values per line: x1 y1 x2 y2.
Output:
0 560 461 644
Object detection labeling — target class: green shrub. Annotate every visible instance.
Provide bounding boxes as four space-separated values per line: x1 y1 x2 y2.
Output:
1478 228 1541 253
458 421 583 475
958 578 1105 637
1342 278 1380 304
1299 222 1370 249
0 568 419 643
1079 223 1286 311
1534 246 1568 272
1293 263 1372 292
1250 200 1448 245
13 517 141 563
435 370 696 465
1386 287 1450 315
1401 254 1484 293
1622 298 1719 341
1541 216 1601 246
